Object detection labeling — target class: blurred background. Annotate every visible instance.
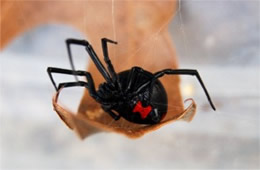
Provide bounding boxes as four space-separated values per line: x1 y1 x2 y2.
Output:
1 0 259 169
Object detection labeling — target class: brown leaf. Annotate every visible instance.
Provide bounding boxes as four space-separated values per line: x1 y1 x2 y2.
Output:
53 88 196 139
1 0 197 139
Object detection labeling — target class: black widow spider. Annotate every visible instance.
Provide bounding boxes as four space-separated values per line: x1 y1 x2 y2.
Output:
47 38 216 124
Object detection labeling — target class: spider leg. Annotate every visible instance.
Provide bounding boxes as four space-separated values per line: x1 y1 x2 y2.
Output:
66 38 113 84
101 38 124 93
47 67 102 102
47 67 121 120
101 38 118 82
101 105 121 121
125 67 143 94
106 110 121 121
57 81 88 90
153 69 216 110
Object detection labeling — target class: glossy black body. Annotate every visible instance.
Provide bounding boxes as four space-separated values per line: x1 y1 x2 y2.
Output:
98 68 168 124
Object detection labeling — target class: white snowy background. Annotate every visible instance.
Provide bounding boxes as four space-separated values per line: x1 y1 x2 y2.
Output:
0 1 259 169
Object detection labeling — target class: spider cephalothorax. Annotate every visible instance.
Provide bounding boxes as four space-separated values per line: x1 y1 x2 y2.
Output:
47 38 215 125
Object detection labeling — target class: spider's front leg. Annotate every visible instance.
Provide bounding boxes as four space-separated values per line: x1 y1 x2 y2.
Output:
47 67 102 103
65 38 113 84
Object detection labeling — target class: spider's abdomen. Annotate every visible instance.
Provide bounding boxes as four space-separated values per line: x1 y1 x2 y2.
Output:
115 67 168 124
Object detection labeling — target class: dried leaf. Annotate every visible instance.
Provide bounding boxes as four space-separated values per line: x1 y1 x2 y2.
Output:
1 0 197 139
53 88 196 139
